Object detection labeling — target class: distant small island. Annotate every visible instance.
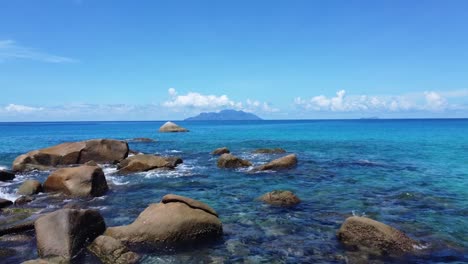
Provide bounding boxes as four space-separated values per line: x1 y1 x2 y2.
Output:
185 109 262 121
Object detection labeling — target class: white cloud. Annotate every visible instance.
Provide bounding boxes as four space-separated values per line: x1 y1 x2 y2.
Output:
4 104 44 113
162 88 278 113
294 90 465 113
0 40 77 63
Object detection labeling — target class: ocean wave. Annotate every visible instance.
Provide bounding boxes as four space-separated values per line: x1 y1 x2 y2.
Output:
106 175 130 186
0 187 19 201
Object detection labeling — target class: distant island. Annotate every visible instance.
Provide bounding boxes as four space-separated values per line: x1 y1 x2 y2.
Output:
185 109 262 121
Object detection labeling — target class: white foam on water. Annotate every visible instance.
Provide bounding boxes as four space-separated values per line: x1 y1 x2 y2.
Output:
106 175 130 186
143 163 199 179
413 243 430 250
0 165 8 170
167 149 182 153
0 187 19 201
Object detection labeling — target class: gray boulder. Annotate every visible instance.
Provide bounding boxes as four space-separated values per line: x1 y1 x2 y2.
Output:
35 209 106 259
217 153 252 168
158 121 189 132
43 165 108 197
105 194 222 247
13 139 129 171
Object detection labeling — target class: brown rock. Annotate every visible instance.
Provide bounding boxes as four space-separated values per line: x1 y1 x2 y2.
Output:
253 148 286 154
117 154 181 174
88 235 140 264
158 121 189 132
17 180 43 195
254 154 297 171
35 209 106 259
130 137 156 142
43 165 108 197
259 190 301 207
15 195 35 205
0 169 15 181
217 154 252 168
22 256 68 264
84 160 98 166
12 139 129 171
337 216 418 255
105 194 222 247
212 147 230 155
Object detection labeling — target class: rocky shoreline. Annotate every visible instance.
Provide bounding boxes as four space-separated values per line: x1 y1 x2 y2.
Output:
0 122 437 263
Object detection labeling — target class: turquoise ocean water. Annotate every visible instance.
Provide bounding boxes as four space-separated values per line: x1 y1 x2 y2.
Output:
0 120 467 263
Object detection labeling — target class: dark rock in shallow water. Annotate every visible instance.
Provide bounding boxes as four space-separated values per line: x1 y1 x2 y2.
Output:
212 147 230 155
259 190 300 207
0 208 40 236
158 121 189 132
14 195 35 206
0 198 13 209
12 139 129 171
118 154 182 174
129 137 156 142
337 216 419 256
22 256 69 264
88 235 140 264
17 180 43 195
0 169 15 181
105 194 222 247
43 165 108 197
35 209 106 260
254 154 297 171
253 148 286 154
217 153 252 168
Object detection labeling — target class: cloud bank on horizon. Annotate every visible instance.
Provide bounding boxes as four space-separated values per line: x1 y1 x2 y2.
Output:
1 88 467 121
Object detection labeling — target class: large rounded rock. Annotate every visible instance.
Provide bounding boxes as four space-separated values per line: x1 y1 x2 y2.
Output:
217 153 252 168
158 121 189 132
212 147 230 155
17 180 43 195
253 148 286 154
117 155 182 174
0 169 15 181
35 209 106 259
13 139 129 171
254 154 297 171
88 235 140 264
43 165 108 197
259 190 301 207
337 216 418 255
105 194 222 247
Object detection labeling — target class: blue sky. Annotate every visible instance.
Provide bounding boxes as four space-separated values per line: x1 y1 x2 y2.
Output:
1 0 468 121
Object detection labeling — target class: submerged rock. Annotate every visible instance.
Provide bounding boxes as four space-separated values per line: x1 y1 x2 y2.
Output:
17 180 43 195
158 121 189 132
0 198 13 209
337 216 418 255
129 137 156 143
12 139 129 171
0 169 15 181
254 154 297 171
217 153 252 168
35 209 106 260
43 165 108 197
117 154 182 174
14 195 35 206
212 147 230 155
105 194 222 247
0 208 40 236
259 190 301 207
253 148 286 154
88 235 140 264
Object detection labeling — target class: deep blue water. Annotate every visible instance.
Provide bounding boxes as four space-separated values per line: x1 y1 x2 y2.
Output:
0 120 467 263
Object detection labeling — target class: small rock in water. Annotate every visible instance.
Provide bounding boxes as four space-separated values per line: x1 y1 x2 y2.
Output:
212 147 230 155
117 154 182 174
158 121 189 132
259 190 301 207
14 195 35 206
217 153 252 168
130 137 156 142
254 154 297 171
17 180 43 195
0 169 15 181
253 148 286 154
0 198 13 209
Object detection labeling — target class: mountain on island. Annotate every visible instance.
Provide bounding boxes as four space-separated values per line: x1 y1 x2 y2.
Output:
185 109 262 121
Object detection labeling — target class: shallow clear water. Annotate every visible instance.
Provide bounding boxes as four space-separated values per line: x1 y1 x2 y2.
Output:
0 120 467 263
